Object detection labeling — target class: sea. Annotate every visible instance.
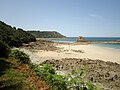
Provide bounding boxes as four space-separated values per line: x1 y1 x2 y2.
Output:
51 37 120 49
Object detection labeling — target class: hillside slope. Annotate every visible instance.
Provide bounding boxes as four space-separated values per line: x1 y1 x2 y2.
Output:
27 31 66 38
0 21 36 47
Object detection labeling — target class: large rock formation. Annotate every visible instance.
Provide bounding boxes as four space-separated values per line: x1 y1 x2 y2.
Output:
76 36 86 42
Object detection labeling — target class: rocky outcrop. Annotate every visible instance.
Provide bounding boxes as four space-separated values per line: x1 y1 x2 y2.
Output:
42 59 120 90
76 36 87 42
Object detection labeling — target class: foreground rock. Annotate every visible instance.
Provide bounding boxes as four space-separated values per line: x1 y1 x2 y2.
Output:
42 58 120 90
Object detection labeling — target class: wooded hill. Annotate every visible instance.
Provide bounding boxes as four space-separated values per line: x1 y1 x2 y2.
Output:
0 21 36 47
27 31 66 38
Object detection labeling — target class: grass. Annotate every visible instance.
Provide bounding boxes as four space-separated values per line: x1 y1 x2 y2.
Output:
33 64 67 90
0 49 51 90
0 69 27 90
33 64 101 90
0 58 10 76
0 58 28 90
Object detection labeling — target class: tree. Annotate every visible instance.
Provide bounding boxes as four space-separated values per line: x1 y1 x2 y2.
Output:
0 41 10 58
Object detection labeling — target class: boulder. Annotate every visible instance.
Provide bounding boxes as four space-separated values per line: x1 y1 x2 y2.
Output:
76 36 86 42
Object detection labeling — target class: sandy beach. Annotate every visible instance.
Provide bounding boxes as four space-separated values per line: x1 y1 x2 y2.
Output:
20 40 120 90
21 43 120 64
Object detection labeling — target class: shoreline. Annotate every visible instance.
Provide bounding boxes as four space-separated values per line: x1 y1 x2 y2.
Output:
57 44 120 64
36 37 120 43
20 40 120 90
91 43 120 50
21 41 120 64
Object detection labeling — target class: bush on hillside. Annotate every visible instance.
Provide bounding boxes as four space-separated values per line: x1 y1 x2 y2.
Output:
0 41 10 58
33 64 67 90
0 58 10 76
66 69 101 90
0 21 36 47
10 49 30 64
33 64 101 90
0 69 28 90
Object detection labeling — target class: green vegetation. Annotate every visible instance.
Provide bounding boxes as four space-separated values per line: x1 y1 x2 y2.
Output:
0 21 49 90
0 68 27 90
33 64 67 90
0 49 49 90
0 49 28 90
0 21 100 90
33 64 101 90
0 41 10 58
66 70 100 90
0 46 101 90
0 58 10 76
0 21 36 47
0 58 29 90
10 49 30 64
27 31 66 38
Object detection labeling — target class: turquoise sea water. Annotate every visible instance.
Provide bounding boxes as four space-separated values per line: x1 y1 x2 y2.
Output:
52 37 120 49
92 43 120 49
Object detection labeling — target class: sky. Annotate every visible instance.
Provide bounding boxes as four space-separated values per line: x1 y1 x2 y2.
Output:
0 0 120 37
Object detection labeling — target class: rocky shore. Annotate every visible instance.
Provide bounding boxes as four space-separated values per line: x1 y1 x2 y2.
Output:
42 58 120 90
20 39 120 90
76 36 120 44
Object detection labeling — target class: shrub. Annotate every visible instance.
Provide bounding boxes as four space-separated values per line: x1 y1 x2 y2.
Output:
66 69 86 90
0 58 10 76
0 69 27 90
33 64 101 90
0 41 10 58
10 49 30 64
33 64 67 90
66 69 101 90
